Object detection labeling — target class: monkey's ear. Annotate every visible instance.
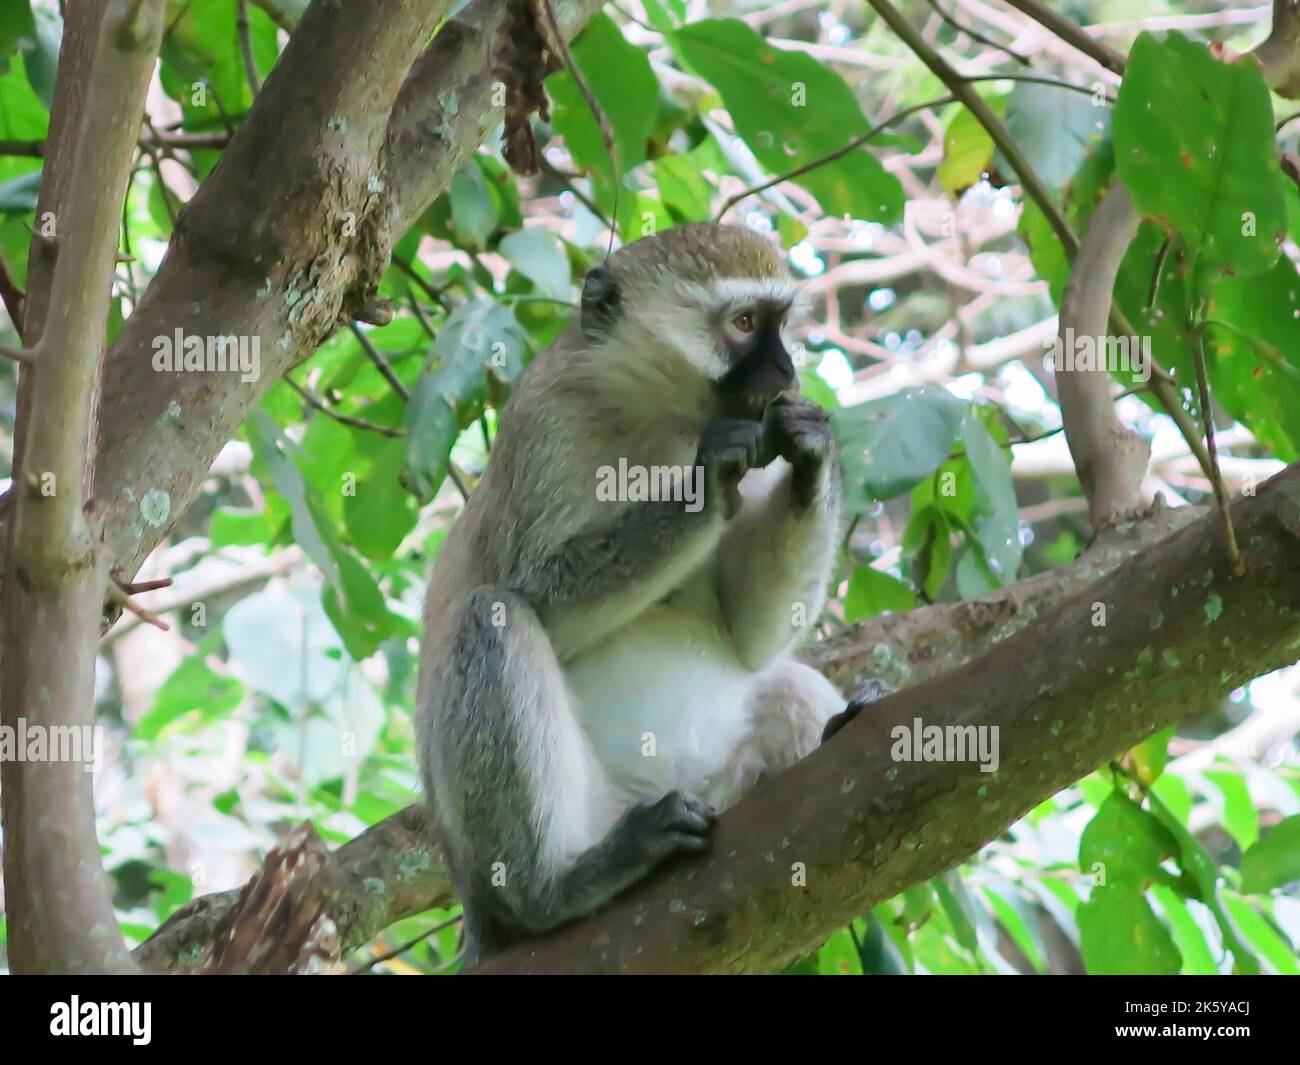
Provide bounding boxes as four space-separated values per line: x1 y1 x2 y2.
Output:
580 266 621 340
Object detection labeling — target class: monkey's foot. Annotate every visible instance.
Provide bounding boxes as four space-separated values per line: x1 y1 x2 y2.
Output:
622 790 717 861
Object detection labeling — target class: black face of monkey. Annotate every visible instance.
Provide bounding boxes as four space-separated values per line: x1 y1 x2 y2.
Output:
715 301 796 419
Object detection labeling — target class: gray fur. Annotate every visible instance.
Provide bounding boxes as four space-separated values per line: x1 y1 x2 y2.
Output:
417 225 847 962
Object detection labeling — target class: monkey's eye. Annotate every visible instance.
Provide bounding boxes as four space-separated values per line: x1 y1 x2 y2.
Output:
731 311 756 335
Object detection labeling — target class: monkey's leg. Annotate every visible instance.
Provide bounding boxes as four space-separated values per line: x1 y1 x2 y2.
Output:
741 657 846 778
423 586 715 957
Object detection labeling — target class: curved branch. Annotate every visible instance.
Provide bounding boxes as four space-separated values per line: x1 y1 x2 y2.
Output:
1054 184 1150 530
475 464 1300 973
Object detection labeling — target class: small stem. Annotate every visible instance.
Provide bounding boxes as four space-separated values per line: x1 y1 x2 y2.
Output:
1189 324 1246 577
285 376 405 437
923 0 1031 66
715 93 957 221
348 322 410 402
236 0 262 96
1001 0 1127 75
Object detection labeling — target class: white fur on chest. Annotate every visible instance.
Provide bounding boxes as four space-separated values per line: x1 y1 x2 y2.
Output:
563 603 762 808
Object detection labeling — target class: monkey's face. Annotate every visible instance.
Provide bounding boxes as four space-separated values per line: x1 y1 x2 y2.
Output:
712 297 797 419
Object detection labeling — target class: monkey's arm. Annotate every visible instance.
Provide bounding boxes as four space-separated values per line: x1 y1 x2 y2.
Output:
716 394 841 671
514 419 763 661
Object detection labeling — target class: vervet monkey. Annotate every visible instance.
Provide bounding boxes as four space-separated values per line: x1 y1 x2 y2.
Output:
418 223 853 961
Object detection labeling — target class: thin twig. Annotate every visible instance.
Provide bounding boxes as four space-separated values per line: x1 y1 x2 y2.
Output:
924 0 1030 66
1000 0 1127 75
540 154 613 229
716 94 957 221
236 0 262 96
285 376 405 437
1189 325 1245 577
349 913 463 974
108 575 171 632
869 0 1216 489
538 0 619 253
0 253 26 335
392 256 450 310
348 322 410 402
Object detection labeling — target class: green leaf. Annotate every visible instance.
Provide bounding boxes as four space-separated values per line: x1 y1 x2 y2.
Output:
1149 884 1219 974
1221 891 1300 974
816 927 864 975
1208 255 1300 459
138 650 243 740
961 410 1021 584
401 299 527 503
1079 791 1177 886
998 81 1110 190
983 885 1046 972
0 3 34 78
1144 782 1262 974
1114 31 1286 288
933 871 979 954
547 13 658 187
1078 885 1180 974
499 228 571 299
832 388 967 505
210 505 275 548
1129 726 1174 784
248 412 393 659
448 162 497 249
1241 814 1300 894
843 565 916 622
907 507 954 601
938 101 1000 196
344 436 420 558
400 389 457 504
858 912 911 975
672 19 903 222
653 154 713 221
158 0 279 128
1204 768 1259 850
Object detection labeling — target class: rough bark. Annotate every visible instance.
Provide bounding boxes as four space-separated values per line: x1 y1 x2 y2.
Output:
89 0 606 586
474 464 1300 973
132 486 1267 973
1 0 167 974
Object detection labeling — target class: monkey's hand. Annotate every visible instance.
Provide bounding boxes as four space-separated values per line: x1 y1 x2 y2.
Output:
765 392 834 508
610 791 716 866
698 417 764 519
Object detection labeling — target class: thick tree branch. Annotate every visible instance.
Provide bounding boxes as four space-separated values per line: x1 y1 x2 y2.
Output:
1252 0 1300 98
474 464 1300 973
0 0 167 974
136 804 452 972
130 500 1213 972
86 0 606 593
90 0 454 584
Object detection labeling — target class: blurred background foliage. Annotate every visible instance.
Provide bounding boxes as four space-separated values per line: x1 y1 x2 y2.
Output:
0 0 1297 974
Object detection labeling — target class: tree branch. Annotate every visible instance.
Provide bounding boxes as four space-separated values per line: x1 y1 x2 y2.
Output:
85 0 607 596
129 498 1220 973
1000 0 1127 76
0 0 167 974
1054 183 1150 530
474 464 1300 973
